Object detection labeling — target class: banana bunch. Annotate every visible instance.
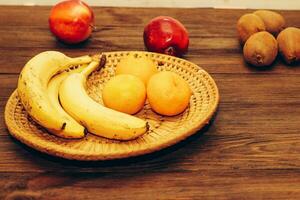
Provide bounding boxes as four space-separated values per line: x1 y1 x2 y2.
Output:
47 64 87 138
17 51 148 140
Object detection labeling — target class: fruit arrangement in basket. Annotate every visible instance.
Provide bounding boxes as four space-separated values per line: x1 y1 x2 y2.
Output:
5 50 218 160
16 51 192 140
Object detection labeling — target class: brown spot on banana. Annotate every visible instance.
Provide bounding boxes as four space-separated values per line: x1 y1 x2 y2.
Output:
145 122 150 132
84 128 89 135
61 122 66 130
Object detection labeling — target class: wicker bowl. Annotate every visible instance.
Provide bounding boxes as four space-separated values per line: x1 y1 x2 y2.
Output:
5 51 219 161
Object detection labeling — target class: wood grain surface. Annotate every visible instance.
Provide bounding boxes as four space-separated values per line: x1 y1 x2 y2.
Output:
0 6 300 199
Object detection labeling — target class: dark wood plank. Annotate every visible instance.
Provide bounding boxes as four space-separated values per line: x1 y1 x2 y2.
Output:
1 170 300 200
1 6 299 27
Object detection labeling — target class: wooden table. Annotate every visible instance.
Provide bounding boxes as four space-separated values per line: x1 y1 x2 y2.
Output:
1 6 300 199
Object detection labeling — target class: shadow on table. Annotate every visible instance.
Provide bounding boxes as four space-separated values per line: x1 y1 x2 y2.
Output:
243 58 277 71
243 54 300 72
8 111 217 169
55 38 92 49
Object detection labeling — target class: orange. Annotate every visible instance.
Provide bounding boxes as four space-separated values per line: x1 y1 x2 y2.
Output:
102 74 146 114
147 71 191 116
115 55 158 85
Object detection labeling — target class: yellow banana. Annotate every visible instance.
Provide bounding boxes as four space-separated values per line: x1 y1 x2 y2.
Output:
18 51 92 135
59 55 148 140
47 65 87 138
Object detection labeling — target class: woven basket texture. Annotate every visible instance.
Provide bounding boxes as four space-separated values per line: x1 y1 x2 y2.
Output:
5 51 219 160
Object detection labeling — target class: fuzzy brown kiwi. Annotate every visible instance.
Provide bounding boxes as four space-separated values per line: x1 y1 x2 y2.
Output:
277 27 300 64
237 13 266 45
243 31 278 67
254 10 286 36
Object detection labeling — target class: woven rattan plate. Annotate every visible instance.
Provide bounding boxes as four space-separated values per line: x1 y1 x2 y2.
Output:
5 51 219 161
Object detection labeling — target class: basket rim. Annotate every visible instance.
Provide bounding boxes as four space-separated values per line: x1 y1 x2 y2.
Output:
4 51 220 161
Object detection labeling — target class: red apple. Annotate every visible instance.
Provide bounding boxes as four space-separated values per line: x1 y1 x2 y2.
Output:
143 16 189 57
49 0 94 44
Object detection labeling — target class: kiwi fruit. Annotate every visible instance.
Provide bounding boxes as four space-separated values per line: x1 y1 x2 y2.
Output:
237 13 266 45
243 31 278 67
277 27 300 64
254 10 285 36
